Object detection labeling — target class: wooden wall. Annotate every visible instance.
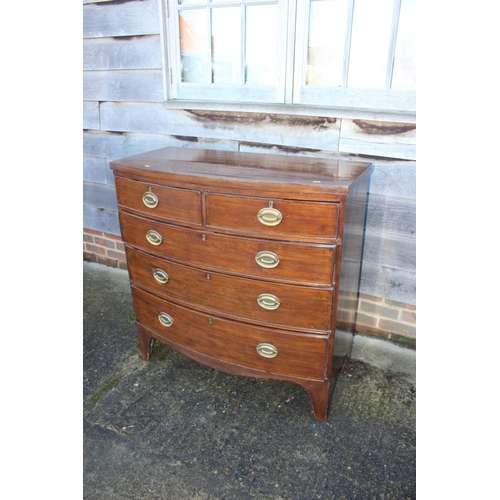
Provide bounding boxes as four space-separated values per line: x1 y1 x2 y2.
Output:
83 0 416 327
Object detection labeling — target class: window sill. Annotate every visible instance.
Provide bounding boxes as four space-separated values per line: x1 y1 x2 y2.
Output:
161 99 416 124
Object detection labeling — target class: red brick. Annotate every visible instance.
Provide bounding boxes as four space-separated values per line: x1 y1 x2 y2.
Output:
94 237 115 249
115 241 125 252
401 309 416 323
84 228 104 237
85 243 106 256
83 251 97 263
107 249 127 262
379 318 416 337
359 293 384 303
355 326 391 340
95 255 119 268
359 300 399 319
118 261 129 271
83 234 94 243
355 312 378 328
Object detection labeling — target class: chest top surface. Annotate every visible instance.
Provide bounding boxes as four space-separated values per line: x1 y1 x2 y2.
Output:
110 147 372 199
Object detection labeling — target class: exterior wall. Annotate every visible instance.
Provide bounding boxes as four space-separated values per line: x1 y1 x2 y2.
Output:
83 0 416 347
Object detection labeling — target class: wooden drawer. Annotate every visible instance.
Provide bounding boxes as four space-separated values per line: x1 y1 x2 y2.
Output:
115 176 202 225
206 194 339 240
126 247 333 332
132 286 328 381
120 212 336 285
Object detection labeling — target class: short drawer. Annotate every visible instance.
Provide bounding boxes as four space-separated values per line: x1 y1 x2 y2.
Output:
120 212 336 285
115 176 202 224
132 286 328 381
126 247 333 332
206 194 339 241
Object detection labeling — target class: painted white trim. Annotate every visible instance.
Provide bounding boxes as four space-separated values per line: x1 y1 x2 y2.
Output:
160 98 416 123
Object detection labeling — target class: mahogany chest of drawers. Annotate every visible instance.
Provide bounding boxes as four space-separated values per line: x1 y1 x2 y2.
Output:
111 147 372 421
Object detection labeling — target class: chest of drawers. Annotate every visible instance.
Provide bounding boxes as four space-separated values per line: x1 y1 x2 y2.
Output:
111 147 372 421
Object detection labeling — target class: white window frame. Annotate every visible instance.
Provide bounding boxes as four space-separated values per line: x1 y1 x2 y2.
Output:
162 0 416 113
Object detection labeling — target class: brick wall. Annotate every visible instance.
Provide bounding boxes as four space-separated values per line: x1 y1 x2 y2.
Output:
356 294 416 348
83 229 127 270
83 228 416 348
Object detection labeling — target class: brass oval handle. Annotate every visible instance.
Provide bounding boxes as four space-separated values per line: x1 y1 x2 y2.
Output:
146 230 162 246
152 268 169 284
256 343 278 359
255 250 280 269
158 312 173 327
257 207 282 226
142 191 159 209
257 293 280 310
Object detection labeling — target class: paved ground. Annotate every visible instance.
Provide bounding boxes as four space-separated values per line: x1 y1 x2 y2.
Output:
83 261 416 499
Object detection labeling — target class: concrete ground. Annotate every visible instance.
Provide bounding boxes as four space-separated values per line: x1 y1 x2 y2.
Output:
83 261 416 499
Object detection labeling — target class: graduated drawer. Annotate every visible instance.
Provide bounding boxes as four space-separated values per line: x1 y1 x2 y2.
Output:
126 247 333 332
120 212 336 285
206 194 339 241
115 176 202 224
132 286 328 381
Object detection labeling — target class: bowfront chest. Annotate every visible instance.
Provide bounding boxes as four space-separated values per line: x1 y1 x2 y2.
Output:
111 147 372 420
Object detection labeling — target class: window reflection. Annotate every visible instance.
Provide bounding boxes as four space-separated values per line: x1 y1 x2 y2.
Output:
179 9 209 83
306 0 348 87
211 7 241 84
392 0 416 90
245 4 277 85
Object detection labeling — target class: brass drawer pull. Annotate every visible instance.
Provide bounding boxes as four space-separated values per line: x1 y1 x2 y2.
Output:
256 343 278 359
142 191 159 208
257 293 280 310
146 230 162 246
158 312 173 327
153 268 169 284
255 250 280 269
257 205 282 226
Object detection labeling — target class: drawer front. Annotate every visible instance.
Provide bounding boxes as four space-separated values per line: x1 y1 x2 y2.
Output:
120 212 335 285
206 194 339 240
115 176 202 224
126 247 333 332
132 287 328 380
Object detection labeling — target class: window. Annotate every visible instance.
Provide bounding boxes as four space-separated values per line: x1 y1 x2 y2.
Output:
165 0 416 112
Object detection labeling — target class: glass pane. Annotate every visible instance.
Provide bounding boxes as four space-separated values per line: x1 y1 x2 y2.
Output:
392 0 416 90
245 4 277 85
179 9 209 83
211 7 241 84
348 0 394 88
306 0 349 86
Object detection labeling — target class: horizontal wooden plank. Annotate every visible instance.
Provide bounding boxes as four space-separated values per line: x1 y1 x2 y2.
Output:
83 35 162 70
368 161 416 198
83 101 100 129
363 232 415 271
83 70 164 102
359 262 416 306
83 182 118 211
83 131 239 160
366 194 416 237
83 206 121 236
83 157 108 183
83 0 160 38
100 103 341 151
339 119 415 160
339 137 415 160
341 119 416 145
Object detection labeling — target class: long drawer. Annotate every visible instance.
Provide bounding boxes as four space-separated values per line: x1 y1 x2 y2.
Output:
132 286 328 381
206 193 339 241
120 212 336 285
126 247 333 332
